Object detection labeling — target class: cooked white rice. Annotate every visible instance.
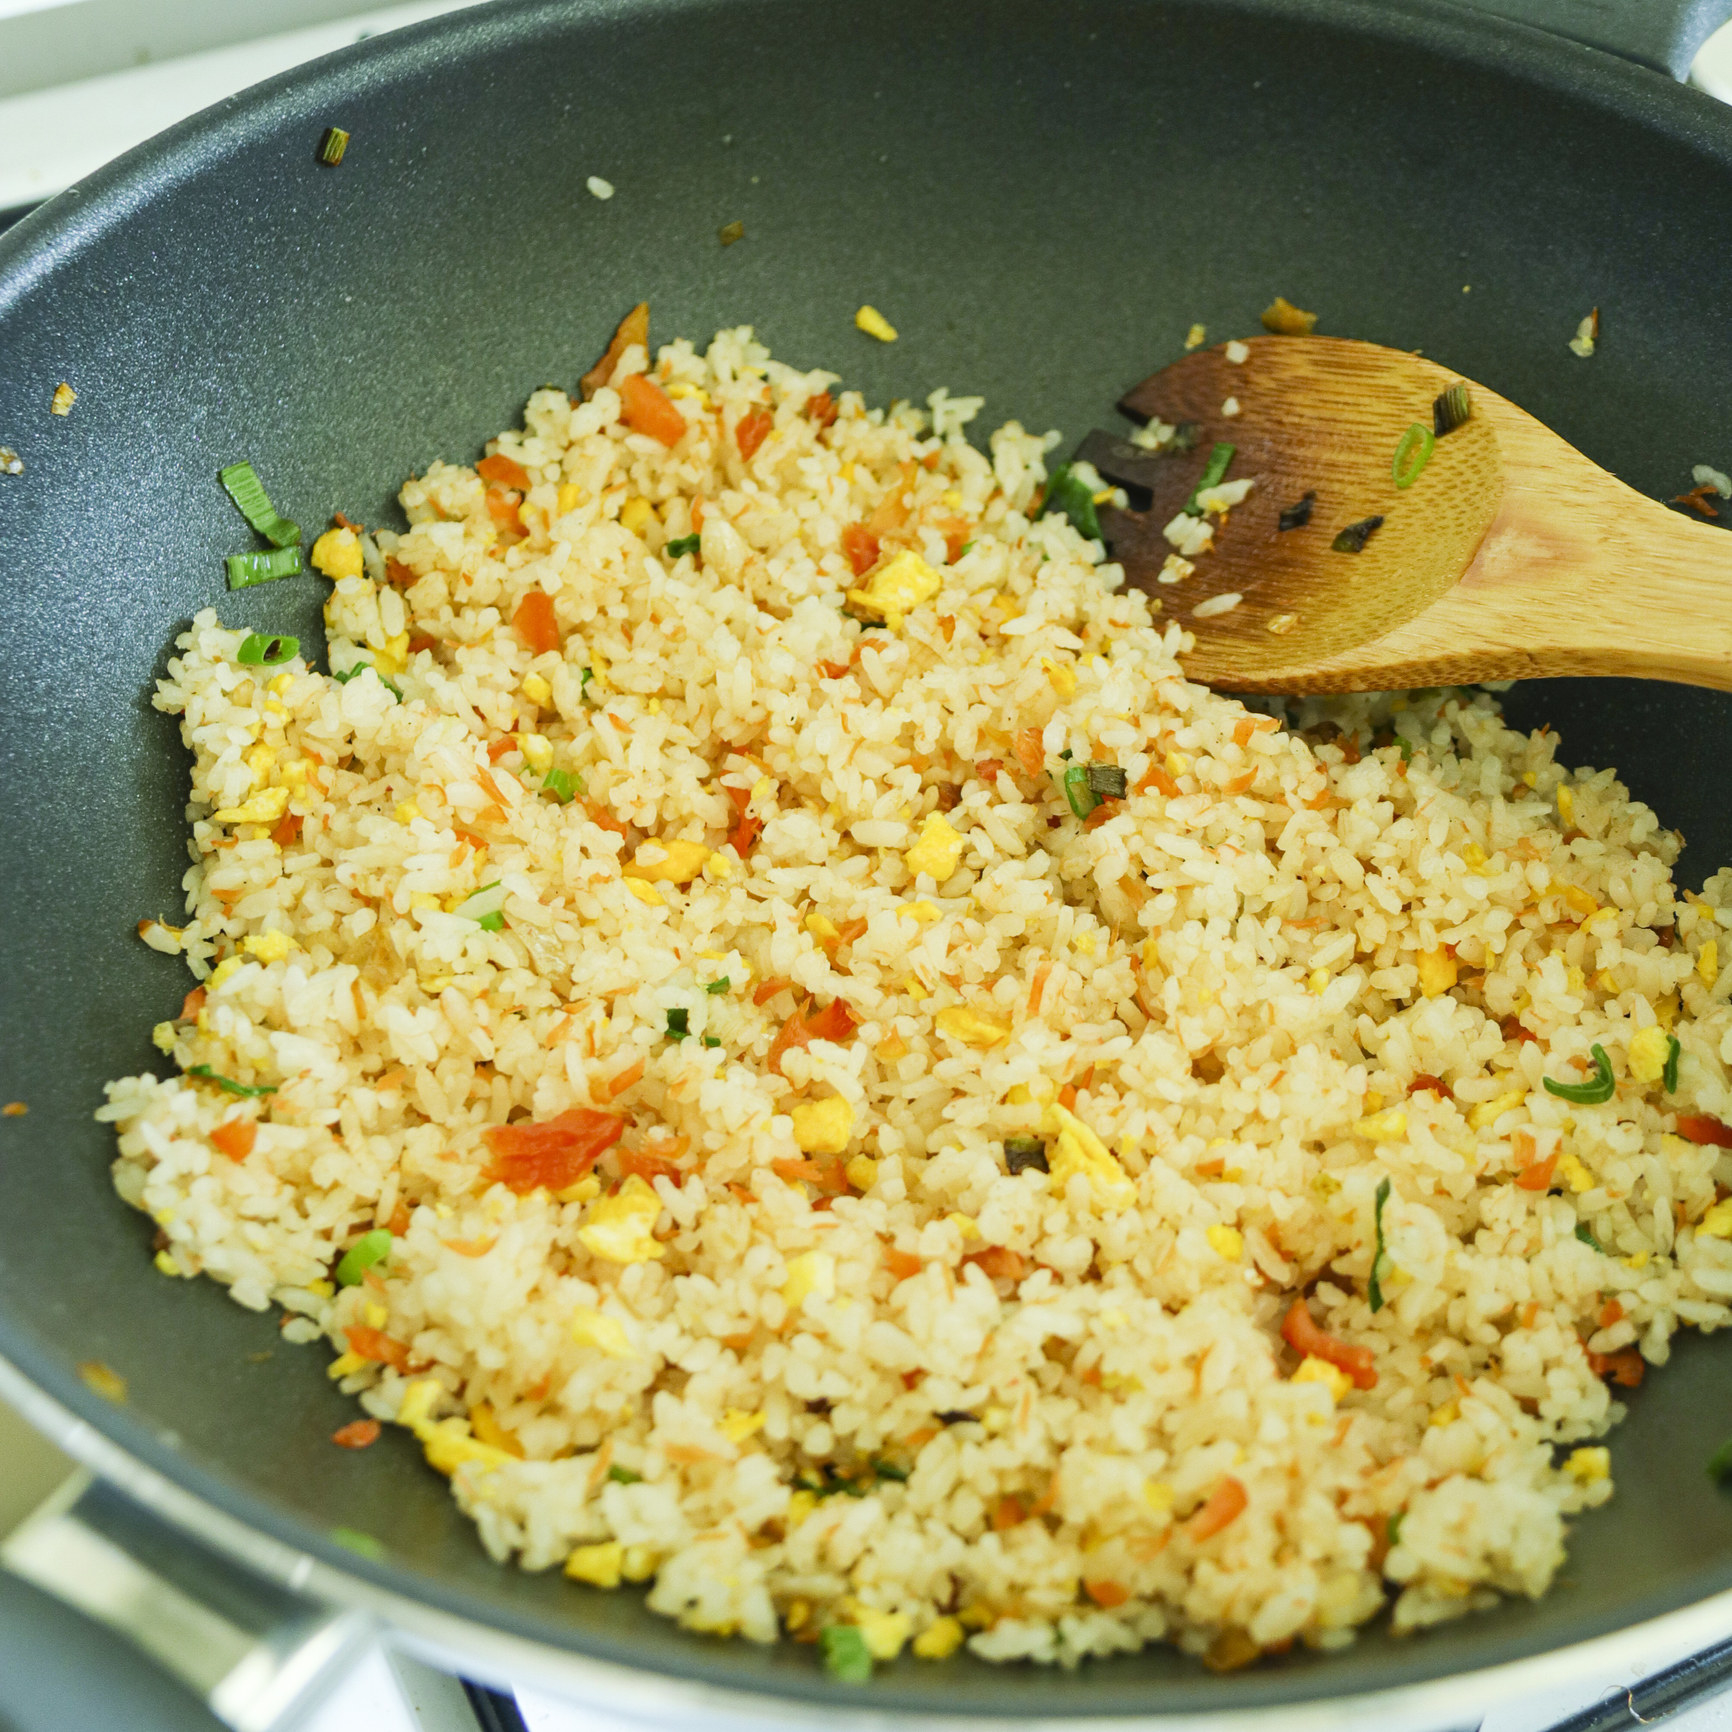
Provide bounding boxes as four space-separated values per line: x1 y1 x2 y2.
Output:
103 321 1732 1672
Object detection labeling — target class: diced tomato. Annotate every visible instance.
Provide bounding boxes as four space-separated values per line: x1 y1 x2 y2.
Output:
484 1107 628 1195
484 484 523 533
806 390 839 429
619 373 687 447
766 997 858 1076
1500 1015 1538 1045
1516 1153 1559 1192
1589 1348 1645 1387
976 759 1005 782
964 1246 1026 1282
1408 1074 1452 1098
580 301 649 401
1186 1476 1248 1542
617 1147 684 1185
332 1419 381 1449
735 407 773 462
511 589 561 655
885 1247 923 1281
1014 728 1046 777
407 634 437 656
1084 1578 1131 1607
210 1118 256 1162
1082 798 1122 831
270 810 302 847
477 452 531 490
385 557 419 586
346 1325 411 1370
725 784 762 857
1677 1114 1732 1148
1600 1299 1625 1328
842 523 879 577
1136 764 1182 798
388 1201 412 1236
1281 1299 1377 1390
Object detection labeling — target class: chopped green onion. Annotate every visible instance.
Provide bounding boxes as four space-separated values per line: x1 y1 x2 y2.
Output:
1392 422 1435 490
476 910 505 932
1664 1035 1681 1094
1003 1137 1048 1175
820 1624 873 1683
1277 491 1316 531
226 546 303 589
1543 1044 1615 1105
335 1229 392 1286
702 1035 722 1048
332 664 403 701
666 1007 690 1039
705 978 731 994
1575 1222 1605 1252
1708 1441 1732 1484
1433 383 1472 436
186 1064 276 1097
317 126 351 167
1368 1175 1392 1313
219 461 301 549
1169 422 1202 453
959 540 975 557
330 1526 385 1560
872 1459 911 1482
1393 735 1415 763
1332 516 1384 554
1061 763 1097 820
606 1464 642 1484
542 767 581 803
1183 441 1237 515
236 632 300 667
1085 762 1128 800
1387 1510 1405 1547
664 533 701 558
1037 465 1102 540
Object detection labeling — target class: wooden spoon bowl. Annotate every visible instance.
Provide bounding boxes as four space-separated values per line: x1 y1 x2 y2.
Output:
1086 336 1732 693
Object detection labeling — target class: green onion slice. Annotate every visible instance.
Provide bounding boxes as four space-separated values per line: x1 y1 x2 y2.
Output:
318 126 350 167
1277 492 1316 532
1543 1044 1616 1105
1433 383 1472 436
702 1035 722 1048
476 910 505 932
1708 1441 1732 1484
1575 1222 1605 1252
220 461 301 549
1037 465 1103 540
820 1624 873 1683
1183 442 1237 515
330 1526 386 1560
1368 1175 1392 1312
1061 763 1097 820
1392 423 1435 490
872 1459 911 1482
664 533 701 558
237 632 300 667
1387 1510 1405 1547
186 1064 276 1097
705 978 731 995
1331 516 1384 554
542 767 581 803
1003 1137 1048 1175
666 1007 690 1038
607 1464 642 1484
331 664 403 701
335 1228 392 1286
226 546 303 589
1664 1035 1681 1094
1085 762 1128 800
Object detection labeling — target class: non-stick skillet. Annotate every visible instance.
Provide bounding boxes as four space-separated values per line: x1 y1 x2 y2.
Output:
4 0 1732 1724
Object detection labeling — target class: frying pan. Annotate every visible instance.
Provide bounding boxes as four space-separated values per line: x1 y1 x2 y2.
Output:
4 0 1732 1724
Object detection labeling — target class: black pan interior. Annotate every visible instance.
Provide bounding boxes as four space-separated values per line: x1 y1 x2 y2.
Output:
3 0 1732 1713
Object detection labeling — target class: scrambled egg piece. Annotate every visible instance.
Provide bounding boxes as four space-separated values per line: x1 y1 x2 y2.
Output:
721 1409 766 1443
846 549 941 630
212 786 290 825
914 1616 966 1660
935 1006 1010 1049
1701 940 1719 986
1565 1446 1610 1484
905 813 964 882
393 1376 516 1477
625 839 712 884
624 879 665 907
855 305 898 342
521 671 553 707
1628 1026 1672 1085
1043 1103 1136 1210
1206 1224 1243 1262
619 496 655 533
791 1095 854 1155
570 1307 634 1358
565 1542 624 1587
852 1605 913 1660
240 930 295 964
310 526 364 580
1699 1199 1732 1239
1291 1356 1351 1401
845 1155 879 1191
1416 947 1458 997
1557 1151 1594 1195
1468 1091 1524 1130
578 1176 665 1264
781 1250 834 1310
1354 1108 1407 1143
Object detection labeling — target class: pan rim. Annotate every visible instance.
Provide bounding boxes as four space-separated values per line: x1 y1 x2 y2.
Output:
5 0 1732 1715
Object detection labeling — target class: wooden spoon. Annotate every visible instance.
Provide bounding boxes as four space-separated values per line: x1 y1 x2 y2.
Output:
1083 336 1732 693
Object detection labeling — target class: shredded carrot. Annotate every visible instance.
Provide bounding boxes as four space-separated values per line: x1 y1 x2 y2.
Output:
766 997 857 1076
903 1426 939 1449
1516 1153 1559 1192
388 1201 412 1237
607 1059 646 1098
1677 1114 1732 1148
1028 961 1053 1015
477 452 531 491
511 589 560 656
1014 728 1046 777
1185 1475 1248 1542
807 389 839 429
580 301 648 400
332 1419 381 1449
663 1442 721 1465
270 810 302 846
725 784 762 857
616 1148 684 1185
619 373 687 447
753 977 794 1007
1084 1578 1131 1607
442 1236 498 1257
484 1107 628 1194
735 407 773 462
179 986 206 1021
1408 1074 1452 1099
210 1118 256 1162
1030 1471 1061 1517
842 522 879 576
885 1247 923 1280
485 484 523 533
1281 1299 1376 1389
1057 1083 1078 1111
992 1495 1025 1532
1136 764 1182 798
1221 769 1258 796
584 799 628 838
346 1325 411 1371
819 661 850 680
772 1158 828 1184
1082 798 1123 830
964 1245 1026 1281
1673 485 1721 519
486 736 516 762
385 556 418 586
